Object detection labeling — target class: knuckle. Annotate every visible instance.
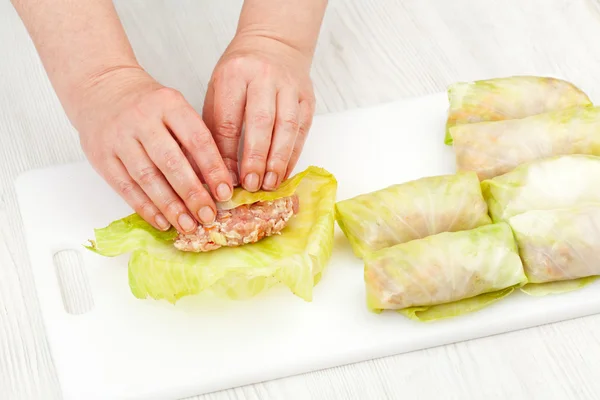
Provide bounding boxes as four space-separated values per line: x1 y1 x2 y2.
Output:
162 196 184 215
298 117 313 137
156 87 184 103
246 149 267 163
297 124 309 137
83 141 106 163
115 178 136 197
113 124 131 141
129 97 161 122
136 200 158 218
213 57 246 82
290 146 301 160
250 110 275 128
225 56 247 71
209 73 225 89
161 150 184 174
278 113 299 132
184 187 209 205
130 103 150 121
215 119 240 139
203 163 225 181
188 130 212 151
267 157 287 172
177 103 199 120
269 150 290 164
259 61 272 76
136 165 162 186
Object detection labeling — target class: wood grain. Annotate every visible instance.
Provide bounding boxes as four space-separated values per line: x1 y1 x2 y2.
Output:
3 0 600 399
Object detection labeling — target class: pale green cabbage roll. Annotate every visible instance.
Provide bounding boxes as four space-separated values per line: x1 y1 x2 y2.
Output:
481 155 600 222
452 106 600 180
364 223 527 322
87 166 337 303
445 76 591 144
520 277 599 297
509 205 600 291
335 172 491 259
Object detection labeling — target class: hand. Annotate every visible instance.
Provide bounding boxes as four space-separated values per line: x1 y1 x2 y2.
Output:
203 33 316 191
71 67 233 233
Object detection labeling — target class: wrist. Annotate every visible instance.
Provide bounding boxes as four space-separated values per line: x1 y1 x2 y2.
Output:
64 65 159 130
228 30 314 69
234 0 327 63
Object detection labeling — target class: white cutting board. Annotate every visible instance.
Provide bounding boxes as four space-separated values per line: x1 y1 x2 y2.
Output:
15 92 600 400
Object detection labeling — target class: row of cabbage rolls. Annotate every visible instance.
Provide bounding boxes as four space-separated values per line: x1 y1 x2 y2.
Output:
335 76 600 322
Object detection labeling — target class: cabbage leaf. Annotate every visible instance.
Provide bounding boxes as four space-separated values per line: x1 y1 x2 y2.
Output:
363 223 527 322
508 205 600 295
445 75 591 145
335 172 491 259
481 155 600 222
86 166 338 303
452 105 600 180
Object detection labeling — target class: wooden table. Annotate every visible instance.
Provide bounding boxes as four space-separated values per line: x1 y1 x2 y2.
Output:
2 0 600 399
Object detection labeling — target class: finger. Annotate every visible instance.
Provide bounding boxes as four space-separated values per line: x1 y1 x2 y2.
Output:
101 156 171 231
205 76 247 186
139 125 219 226
118 139 199 233
285 98 314 179
182 147 202 180
262 87 299 190
201 83 217 182
240 80 276 192
164 103 233 202
171 132 202 179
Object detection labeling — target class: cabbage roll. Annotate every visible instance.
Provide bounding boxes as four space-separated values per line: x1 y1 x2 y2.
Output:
452 106 600 180
509 205 600 284
481 155 600 222
87 166 337 303
335 172 491 259
444 76 591 144
364 223 527 321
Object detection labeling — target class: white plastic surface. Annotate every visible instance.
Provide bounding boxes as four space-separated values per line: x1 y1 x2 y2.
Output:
14 92 600 400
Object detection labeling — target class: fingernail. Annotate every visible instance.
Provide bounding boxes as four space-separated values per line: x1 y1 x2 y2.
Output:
216 183 232 201
263 172 278 190
178 213 196 232
198 206 215 224
244 173 260 192
229 170 239 186
155 214 171 231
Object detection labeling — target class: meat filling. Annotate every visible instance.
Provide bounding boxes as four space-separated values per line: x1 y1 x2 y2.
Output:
174 194 300 252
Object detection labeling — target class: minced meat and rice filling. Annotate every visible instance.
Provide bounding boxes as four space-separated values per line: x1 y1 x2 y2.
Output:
174 194 300 252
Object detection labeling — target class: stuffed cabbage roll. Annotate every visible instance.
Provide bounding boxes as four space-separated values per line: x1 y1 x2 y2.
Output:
364 223 527 322
509 205 600 284
444 76 591 145
86 166 337 303
335 172 491 259
519 277 599 297
482 155 600 222
452 106 600 180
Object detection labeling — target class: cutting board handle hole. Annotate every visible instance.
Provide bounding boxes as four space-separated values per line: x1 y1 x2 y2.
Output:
53 249 95 315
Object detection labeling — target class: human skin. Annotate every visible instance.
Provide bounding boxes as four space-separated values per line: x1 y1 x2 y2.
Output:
10 0 327 233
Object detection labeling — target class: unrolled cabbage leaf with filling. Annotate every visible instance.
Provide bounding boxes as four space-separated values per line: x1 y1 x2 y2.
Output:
86 166 338 303
335 172 491 259
444 75 591 145
481 155 600 222
363 223 527 322
508 205 600 295
452 106 600 180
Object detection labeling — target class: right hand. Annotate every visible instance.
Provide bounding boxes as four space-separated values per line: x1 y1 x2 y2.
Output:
70 66 233 233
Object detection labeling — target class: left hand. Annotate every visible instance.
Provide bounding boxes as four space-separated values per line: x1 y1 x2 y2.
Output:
203 33 316 192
